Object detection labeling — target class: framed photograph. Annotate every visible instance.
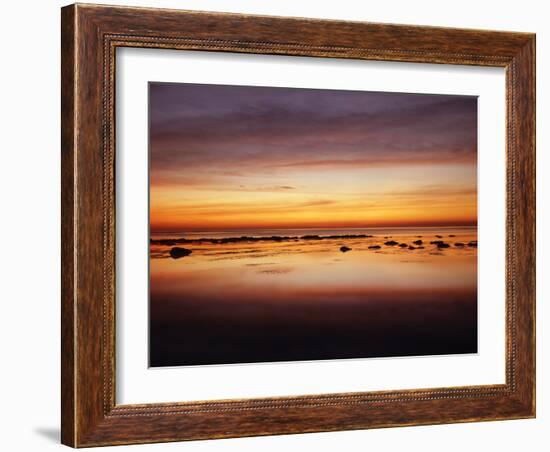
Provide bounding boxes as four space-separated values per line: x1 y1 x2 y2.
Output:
61 3 535 447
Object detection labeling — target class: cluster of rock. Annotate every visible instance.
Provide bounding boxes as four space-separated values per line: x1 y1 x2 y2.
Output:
380 238 477 251
162 234 477 259
152 233 374 247
382 239 424 250
322 237 477 254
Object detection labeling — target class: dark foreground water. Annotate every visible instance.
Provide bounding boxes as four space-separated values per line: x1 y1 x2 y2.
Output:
149 227 477 367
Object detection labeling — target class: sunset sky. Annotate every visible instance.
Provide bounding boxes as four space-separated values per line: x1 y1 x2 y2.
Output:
149 83 477 232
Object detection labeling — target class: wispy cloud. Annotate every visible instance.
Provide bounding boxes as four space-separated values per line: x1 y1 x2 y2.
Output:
149 83 477 230
150 83 477 182
236 185 297 192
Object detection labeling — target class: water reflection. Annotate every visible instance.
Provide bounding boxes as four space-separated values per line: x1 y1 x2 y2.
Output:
150 227 477 367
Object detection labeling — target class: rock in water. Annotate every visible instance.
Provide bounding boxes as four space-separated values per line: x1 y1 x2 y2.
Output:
384 240 399 246
340 246 352 252
368 245 381 249
437 242 450 249
413 239 423 245
169 247 192 259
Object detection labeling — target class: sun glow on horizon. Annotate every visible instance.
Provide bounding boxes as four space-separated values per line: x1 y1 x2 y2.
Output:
149 83 477 232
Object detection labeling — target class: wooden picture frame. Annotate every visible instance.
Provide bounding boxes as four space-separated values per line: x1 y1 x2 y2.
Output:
61 3 535 447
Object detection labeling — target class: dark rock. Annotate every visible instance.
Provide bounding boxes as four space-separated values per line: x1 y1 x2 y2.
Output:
399 243 408 248
340 246 352 252
437 242 450 249
408 246 416 250
384 240 399 246
413 239 423 245
169 247 192 259
368 245 381 249
301 235 321 240
454 242 465 247
435 235 443 238
468 241 478 247
449 234 456 237
417 246 425 249
430 240 445 245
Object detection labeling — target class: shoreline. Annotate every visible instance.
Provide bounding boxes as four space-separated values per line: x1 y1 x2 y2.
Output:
151 233 374 246
151 233 477 249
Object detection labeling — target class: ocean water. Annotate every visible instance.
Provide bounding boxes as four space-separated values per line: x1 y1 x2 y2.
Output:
149 227 477 367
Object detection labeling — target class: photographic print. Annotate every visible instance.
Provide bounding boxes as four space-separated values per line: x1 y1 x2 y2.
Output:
149 82 478 367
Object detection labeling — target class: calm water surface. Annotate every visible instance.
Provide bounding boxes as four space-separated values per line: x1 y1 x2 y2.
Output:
150 227 477 367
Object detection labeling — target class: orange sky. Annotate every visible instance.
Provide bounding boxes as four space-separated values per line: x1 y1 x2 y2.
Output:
149 83 477 232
